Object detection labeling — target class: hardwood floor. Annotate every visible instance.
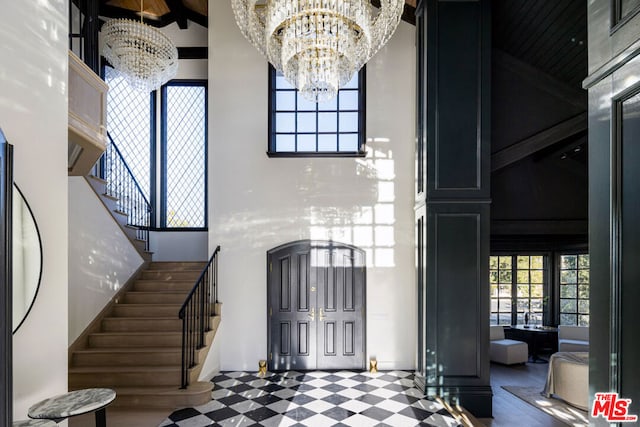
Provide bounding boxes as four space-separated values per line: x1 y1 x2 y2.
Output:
479 362 570 427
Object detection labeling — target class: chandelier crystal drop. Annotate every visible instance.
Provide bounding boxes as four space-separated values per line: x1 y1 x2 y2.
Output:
232 0 404 102
101 16 178 92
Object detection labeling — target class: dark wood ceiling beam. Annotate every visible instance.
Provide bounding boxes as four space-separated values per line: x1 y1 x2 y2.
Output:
494 49 586 109
99 5 168 27
184 8 207 27
164 0 189 29
491 112 587 171
371 0 416 25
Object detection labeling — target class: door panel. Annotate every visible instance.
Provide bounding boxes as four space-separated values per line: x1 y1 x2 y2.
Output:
316 247 365 370
269 245 316 370
268 241 365 371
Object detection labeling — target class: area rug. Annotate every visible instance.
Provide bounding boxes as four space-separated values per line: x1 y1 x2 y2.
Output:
502 385 588 426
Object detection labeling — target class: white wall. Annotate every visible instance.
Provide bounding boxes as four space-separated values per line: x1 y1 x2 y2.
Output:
149 230 208 261
159 22 208 80
68 178 144 343
0 0 69 419
208 1 416 371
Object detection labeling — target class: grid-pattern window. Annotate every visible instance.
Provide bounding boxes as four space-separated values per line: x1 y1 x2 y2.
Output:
161 81 207 228
490 256 513 325
104 66 152 199
269 66 365 155
490 255 547 325
515 255 545 325
559 254 590 326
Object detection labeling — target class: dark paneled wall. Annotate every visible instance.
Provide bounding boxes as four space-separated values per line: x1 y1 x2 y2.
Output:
585 0 640 423
415 0 492 417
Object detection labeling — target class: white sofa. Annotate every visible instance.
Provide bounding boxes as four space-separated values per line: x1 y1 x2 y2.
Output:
489 325 529 365
558 325 589 352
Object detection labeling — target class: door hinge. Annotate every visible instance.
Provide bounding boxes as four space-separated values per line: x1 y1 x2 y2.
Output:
270 352 273 360
270 262 272 272
269 307 272 316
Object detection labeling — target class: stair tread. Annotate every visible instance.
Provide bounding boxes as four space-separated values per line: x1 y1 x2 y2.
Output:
114 303 182 307
143 270 203 273
70 366 181 373
125 291 189 294
88 175 107 184
136 279 194 283
105 316 180 320
90 331 182 336
74 347 181 354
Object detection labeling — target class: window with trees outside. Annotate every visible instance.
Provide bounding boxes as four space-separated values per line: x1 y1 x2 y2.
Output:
558 254 590 326
268 66 365 156
490 255 547 326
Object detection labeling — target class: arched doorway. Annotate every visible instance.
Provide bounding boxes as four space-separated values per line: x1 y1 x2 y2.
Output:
267 240 366 371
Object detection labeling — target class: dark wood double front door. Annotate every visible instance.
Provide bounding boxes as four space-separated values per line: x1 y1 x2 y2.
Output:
267 241 365 371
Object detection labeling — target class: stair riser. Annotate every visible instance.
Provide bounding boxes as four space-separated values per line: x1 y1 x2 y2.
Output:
141 271 202 280
124 293 186 304
102 318 182 332
113 305 180 317
72 352 182 367
69 371 180 388
148 262 207 271
106 386 212 409
89 334 182 348
133 281 194 292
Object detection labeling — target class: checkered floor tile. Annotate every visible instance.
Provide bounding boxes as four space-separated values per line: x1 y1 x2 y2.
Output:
159 371 463 427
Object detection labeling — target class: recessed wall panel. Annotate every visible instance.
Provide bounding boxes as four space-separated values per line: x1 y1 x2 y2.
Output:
280 322 290 355
298 322 309 355
344 321 355 355
280 257 290 311
325 322 336 355
435 213 480 377
298 253 308 310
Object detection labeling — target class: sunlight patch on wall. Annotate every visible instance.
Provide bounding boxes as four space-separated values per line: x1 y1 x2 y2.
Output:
308 145 396 267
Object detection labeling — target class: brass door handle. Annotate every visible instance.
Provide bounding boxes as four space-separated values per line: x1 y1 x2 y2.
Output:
319 308 326 321
308 307 315 321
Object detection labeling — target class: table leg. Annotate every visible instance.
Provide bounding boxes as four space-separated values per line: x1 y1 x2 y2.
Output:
95 408 107 427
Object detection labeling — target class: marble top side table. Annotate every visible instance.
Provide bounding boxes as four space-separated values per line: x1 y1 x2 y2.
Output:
28 388 116 427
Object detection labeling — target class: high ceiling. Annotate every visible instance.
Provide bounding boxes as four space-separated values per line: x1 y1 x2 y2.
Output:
97 0 418 28
99 0 208 28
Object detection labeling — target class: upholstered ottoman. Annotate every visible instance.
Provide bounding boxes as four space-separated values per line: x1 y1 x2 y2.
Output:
489 325 529 365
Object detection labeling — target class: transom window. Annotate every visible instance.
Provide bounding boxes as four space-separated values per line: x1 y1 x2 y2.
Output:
559 254 590 326
268 66 366 156
490 255 547 326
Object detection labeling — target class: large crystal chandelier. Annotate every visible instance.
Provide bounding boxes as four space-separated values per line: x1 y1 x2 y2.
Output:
101 1 178 92
232 0 404 102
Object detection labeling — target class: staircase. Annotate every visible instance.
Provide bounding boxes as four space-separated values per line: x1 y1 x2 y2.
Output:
69 262 221 409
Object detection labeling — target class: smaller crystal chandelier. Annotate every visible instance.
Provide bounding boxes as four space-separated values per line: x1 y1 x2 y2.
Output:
232 0 404 102
101 0 178 92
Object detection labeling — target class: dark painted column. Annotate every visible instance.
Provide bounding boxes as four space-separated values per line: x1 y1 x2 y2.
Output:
584 1 640 423
0 132 13 426
415 0 492 417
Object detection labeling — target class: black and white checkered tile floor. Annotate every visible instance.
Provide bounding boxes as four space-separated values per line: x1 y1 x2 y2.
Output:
159 371 463 427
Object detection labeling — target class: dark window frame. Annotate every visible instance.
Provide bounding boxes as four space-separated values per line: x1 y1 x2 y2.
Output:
490 253 552 326
267 65 367 157
556 252 590 327
160 79 208 230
